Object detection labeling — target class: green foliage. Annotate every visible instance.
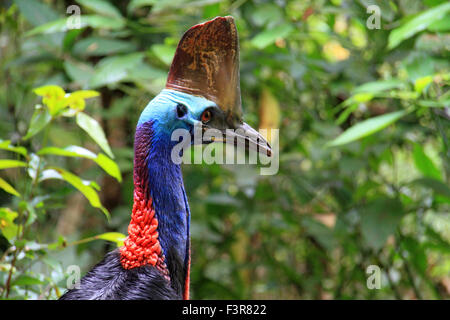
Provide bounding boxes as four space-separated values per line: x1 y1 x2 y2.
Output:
0 178 21 197
0 82 121 298
360 197 404 250
0 0 449 300
327 110 409 146
387 2 450 49
0 208 19 240
75 112 114 158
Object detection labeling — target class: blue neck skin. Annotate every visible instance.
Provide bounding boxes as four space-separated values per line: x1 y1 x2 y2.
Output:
134 89 214 290
146 133 190 270
133 122 190 292
134 89 215 290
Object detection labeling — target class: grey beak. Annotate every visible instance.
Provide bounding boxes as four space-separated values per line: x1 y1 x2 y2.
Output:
227 122 272 157
205 122 272 157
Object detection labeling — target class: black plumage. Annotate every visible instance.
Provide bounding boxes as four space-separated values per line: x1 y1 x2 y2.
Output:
60 250 181 300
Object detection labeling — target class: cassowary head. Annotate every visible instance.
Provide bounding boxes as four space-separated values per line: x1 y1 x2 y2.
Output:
60 16 272 301
138 16 271 157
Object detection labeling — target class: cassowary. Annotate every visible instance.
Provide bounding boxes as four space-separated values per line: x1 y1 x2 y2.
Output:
60 16 271 300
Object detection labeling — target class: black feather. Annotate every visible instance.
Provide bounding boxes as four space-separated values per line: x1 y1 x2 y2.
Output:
59 250 181 300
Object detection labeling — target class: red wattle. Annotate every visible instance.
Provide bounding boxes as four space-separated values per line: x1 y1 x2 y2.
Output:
120 186 169 280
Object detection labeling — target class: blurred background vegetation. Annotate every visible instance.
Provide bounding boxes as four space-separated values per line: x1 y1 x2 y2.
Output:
0 0 449 299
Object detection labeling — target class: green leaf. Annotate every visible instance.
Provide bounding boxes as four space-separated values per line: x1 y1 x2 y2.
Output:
76 112 114 158
0 160 27 170
24 18 69 36
47 167 110 219
389 91 420 100
388 2 450 49
251 23 294 49
15 0 63 47
33 85 65 99
23 107 52 140
0 177 21 197
414 75 433 93
76 0 123 18
14 0 60 27
418 100 450 108
427 13 450 32
95 153 122 182
0 208 19 240
38 145 97 158
12 274 44 286
33 85 68 115
73 37 137 56
336 103 359 125
336 91 378 125
69 90 100 100
352 93 374 103
81 15 124 30
412 178 450 199
352 79 406 95
326 110 408 147
64 60 95 88
125 62 167 84
95 232 126 246
412 144 442 180
151 44 176 66
63 28 83 52
89 180 101 191
60 232 126 249
424 225 450 254
38 146 121 182
66 90 100 111
0 140 27 156
401 237 427 277
251 3 284 26
89 53 145 88
360 197 404 250
25 15 125 37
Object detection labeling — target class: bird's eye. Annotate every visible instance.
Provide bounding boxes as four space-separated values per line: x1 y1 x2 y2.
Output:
176 104 188 118
201 110 212 123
